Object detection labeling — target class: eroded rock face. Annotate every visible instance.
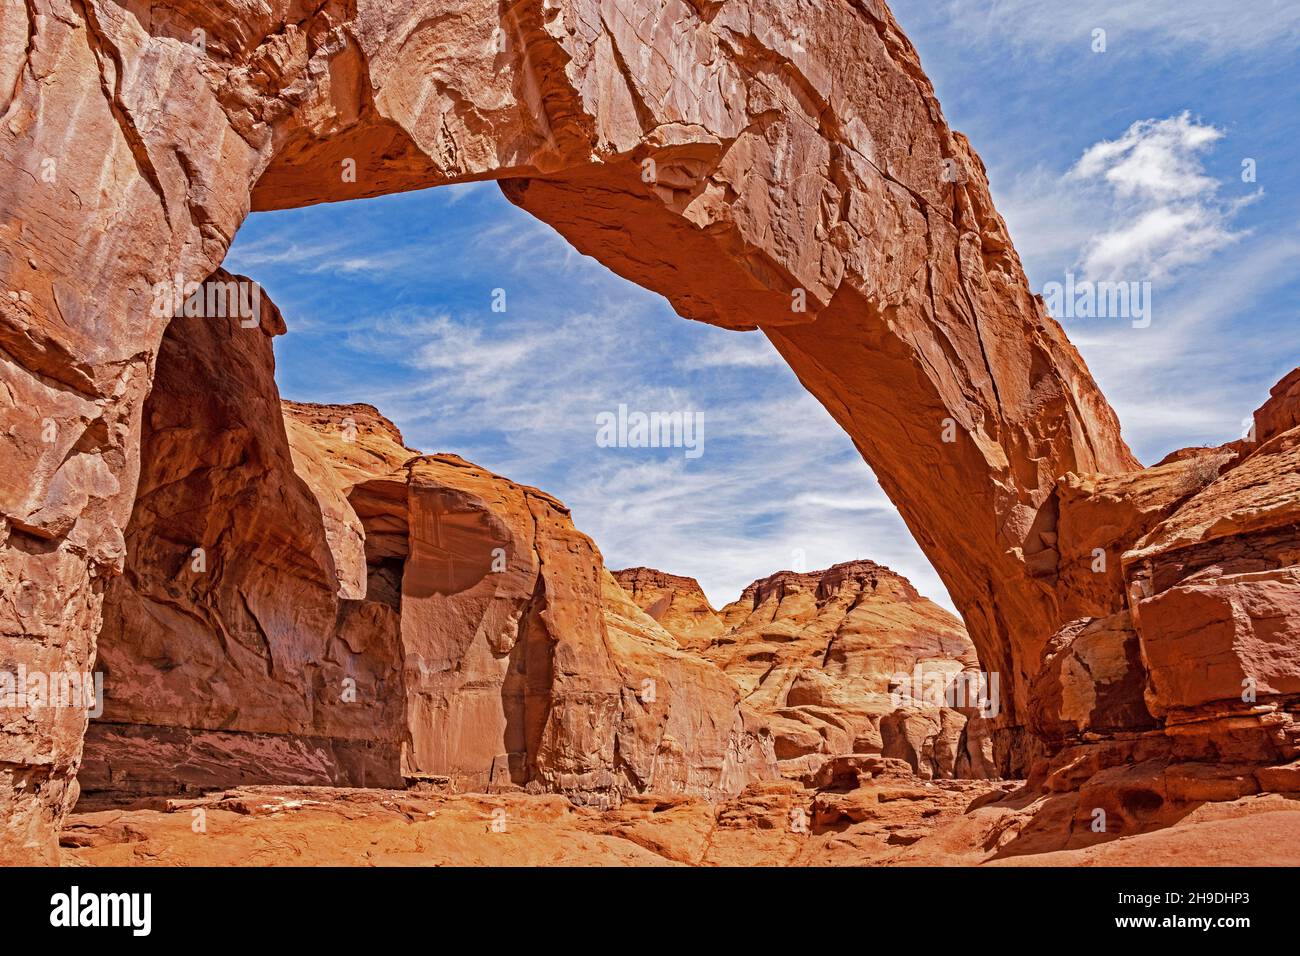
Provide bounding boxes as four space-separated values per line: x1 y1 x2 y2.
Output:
82 277 776 814
1125 397 1300 732
395 454 776 803
1028 611 1155 745
616 561 996 780
0 0 1141 856
1030 371 1300 806
613 567 725 652
84 274 411 800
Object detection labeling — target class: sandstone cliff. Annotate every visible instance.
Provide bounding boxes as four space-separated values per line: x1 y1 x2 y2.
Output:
82 275 776 809
612 567 726 652
1024 370 1300 836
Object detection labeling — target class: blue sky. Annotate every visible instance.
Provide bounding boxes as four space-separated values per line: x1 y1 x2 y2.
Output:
226 1 1300 613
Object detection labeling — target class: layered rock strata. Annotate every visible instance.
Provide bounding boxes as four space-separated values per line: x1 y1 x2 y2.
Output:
1025 373 1300 834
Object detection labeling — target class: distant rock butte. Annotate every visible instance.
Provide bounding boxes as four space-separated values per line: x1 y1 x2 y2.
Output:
612 567 726 652
618 562 994 782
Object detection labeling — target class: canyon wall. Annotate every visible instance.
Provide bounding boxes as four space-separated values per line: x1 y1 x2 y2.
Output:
83 285 411 798
1024 377 1300 829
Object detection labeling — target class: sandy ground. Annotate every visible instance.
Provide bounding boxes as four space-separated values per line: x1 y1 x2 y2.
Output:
59 779 1300 867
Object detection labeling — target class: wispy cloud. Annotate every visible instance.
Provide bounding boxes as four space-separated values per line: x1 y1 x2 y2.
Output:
1066 113 1251 280
680 335 784 370
1004 113 1252 283
927 0 1300 56
229 236 413 276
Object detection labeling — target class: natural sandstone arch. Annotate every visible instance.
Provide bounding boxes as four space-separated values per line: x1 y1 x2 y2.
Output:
0 0 1135 861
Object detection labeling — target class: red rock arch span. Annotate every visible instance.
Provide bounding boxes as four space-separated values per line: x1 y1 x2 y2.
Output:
0 0 1133 860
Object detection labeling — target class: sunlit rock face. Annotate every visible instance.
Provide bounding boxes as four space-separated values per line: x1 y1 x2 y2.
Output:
618 561 999 781
1027 372 1300 824
1124 376 1300 728
613 567 727 653
0 0 1296 863
394 453 777 803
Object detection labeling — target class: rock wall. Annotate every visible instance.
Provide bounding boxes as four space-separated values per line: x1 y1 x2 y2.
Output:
395 454 776 803
83 276 412 799
1026 374 1300 828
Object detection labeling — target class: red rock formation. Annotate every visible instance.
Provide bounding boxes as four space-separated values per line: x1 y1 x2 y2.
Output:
617 561 995 780
1126 384 1300 728
0 0 1142 858
84 276 412 799
2 0 1296 864
613 568 725 652
1028 370 1300 818
394 454 776 802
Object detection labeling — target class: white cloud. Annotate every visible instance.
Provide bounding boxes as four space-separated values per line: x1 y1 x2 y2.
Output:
789 491 896 512
999 113 1251 283
228 236 415 277
570 452 956 613
1077 203 1242 280
1071 114 1223 202
227 237 343 269
988 113 1297 463
1068 113 1249 281
1076 237 1300 458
